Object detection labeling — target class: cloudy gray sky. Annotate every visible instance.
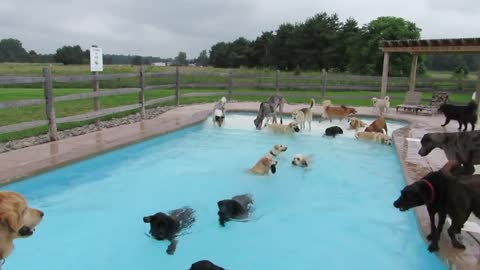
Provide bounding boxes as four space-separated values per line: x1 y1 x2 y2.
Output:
0 0 478 58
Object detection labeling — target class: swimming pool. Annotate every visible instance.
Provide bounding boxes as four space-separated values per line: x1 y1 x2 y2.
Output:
2 114 446 270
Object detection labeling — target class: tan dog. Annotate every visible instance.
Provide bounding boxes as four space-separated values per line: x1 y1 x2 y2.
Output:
348 117 366 130
372 96 390 114
323 105 357 122
364 116 388 134
267 122 300 134
355 132 392 145
292 99 315 131
266 144 288 159
291 154 312 168
0 191 44 260
250 156 278 175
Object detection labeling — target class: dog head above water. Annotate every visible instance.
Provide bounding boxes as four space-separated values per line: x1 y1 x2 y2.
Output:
217 200 245 226
0 191 44 260
271 144 288 156
289 122 300 132
292 154 308 167
393 172 441 211
189 260 225 270
143 212 179 240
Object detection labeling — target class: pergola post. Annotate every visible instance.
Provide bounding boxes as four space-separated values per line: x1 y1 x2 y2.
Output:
380 52 390 98
408 54 418 92
476 69 480 104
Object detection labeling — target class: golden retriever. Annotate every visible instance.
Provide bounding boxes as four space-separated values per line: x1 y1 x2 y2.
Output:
323 105 357 122
250 156 278 175
292 99 315 131
266 144 288 159
364 116 388 134
348 117 366 130
291 154 311 168
0 191 44 260
267 122 300 134
355 132 392 145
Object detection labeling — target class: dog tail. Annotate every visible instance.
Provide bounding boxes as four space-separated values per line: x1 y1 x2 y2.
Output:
309 98 315 109
468 100 478 112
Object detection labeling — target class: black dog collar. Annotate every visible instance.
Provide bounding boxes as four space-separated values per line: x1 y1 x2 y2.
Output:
269 151 277 157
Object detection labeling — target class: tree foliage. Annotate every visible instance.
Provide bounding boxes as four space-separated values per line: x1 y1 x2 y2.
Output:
196 50 209 66
175 51 188 66
0 38 30 62
54 45 88 65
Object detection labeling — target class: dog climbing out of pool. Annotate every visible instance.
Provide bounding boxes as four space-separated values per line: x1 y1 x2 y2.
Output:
143 207 195 255
418 131 480 175
0 191 44 261
189 260 225 270
217 194 253 226
393 164 480 252
250 156 277 175
323 126 343 137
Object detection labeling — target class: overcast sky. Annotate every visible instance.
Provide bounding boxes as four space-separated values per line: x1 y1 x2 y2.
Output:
0 0 478 58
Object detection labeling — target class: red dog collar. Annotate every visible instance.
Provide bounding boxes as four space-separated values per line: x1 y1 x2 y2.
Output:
421 179 435 204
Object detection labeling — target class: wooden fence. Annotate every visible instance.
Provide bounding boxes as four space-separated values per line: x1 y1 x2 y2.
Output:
0 67 476 140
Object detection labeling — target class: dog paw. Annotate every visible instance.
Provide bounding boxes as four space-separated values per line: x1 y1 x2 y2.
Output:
428 243 439 252
426 234 433 241
452 241 466 250
166 248 175 255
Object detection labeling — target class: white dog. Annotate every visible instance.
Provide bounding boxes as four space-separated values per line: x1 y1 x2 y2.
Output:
372 96 390 114
212 97 227 127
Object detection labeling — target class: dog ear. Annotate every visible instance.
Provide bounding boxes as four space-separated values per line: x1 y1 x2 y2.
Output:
1 211 21 232
143 216 152 223
302 160 308 167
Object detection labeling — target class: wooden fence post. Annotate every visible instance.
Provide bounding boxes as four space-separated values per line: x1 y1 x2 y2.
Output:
92 71 100 128
321 69 327 101
175 66 180 106
227 71 233 100
43 67 58 141
139 66 146 118
275 70 280 94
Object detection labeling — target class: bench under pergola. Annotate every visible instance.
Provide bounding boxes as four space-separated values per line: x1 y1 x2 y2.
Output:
378 37 480 104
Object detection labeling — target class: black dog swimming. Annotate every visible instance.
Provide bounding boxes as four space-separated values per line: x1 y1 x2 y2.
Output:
324 126 343 137
217 194 253 226
189 260 225 270
438 100 478 131
143 207 195 255
393 168 480 252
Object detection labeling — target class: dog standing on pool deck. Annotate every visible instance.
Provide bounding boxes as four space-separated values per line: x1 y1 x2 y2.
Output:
372 96 390 114
418 131 480 175
212 97 227 127
393 165 480 252
292 98 315 131
254 95 286 130
438 100 478 131
0 191 44 261
217 194 253 226
143 207 195 255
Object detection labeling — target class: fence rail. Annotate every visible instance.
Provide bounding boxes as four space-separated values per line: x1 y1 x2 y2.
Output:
0 67 477 138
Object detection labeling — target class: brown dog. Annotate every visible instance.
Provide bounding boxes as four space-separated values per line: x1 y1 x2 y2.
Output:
364 116 388 134
0 191 44 260
250 156 278 175
323 105 357 122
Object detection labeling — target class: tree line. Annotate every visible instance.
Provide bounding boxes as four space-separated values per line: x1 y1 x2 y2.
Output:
206 13 479 75
0 38 173 66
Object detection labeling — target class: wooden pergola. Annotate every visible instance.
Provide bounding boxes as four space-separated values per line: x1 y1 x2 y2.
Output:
379 37 480 103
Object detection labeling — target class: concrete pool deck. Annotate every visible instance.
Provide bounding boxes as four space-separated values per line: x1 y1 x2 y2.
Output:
0 102 479 269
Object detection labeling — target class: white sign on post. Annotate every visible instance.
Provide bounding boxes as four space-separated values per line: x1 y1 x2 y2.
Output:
90 46 103 72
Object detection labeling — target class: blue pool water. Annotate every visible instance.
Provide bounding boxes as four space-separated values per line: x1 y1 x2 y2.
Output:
2 114 446 270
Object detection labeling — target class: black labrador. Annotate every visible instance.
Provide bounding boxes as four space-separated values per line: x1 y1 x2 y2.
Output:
438 100 478 131
189 260 225 270
393 169 480 252
217 194 253 226
324 126 343 137
143 207 195 255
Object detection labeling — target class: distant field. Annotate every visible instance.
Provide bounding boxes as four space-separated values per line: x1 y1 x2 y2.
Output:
0 63 477 142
